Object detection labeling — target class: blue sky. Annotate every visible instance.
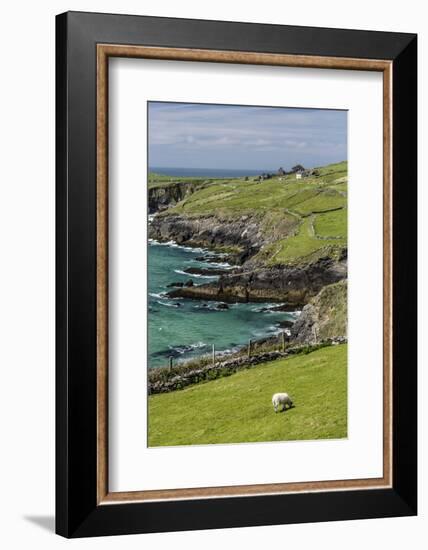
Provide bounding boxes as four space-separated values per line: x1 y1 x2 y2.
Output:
148 102 347 171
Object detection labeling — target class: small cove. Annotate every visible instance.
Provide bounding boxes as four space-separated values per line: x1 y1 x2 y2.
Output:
148 241 299 369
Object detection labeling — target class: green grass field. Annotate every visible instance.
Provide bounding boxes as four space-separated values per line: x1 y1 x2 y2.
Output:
163 162 347 217
148 344 347 447
314 208 348 238
260 217 345 265
154 161 348 265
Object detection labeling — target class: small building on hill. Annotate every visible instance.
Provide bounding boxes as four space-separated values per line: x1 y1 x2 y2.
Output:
296 169 310 180
295 168 316 180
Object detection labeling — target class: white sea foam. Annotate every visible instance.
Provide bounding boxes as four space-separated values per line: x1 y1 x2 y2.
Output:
188 342 207 350
149 239 180 247
179 246 206 253
249 303 301 316
148 239 210 254
168 341 208 355
149 292 167 299
157 300 180 308
213 262 233 268
173 269 218 279
251 304 271 312
173 269 189 276
292 310 302 318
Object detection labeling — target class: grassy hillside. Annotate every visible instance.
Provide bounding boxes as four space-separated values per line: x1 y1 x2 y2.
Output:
314 208 347 238
148 172 208 189
148 344 347 447
165 161 347 215
260 216 346 265
156 161 347 265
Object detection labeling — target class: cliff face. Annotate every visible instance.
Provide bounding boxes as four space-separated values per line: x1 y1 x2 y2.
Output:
148 174 347 314
149 213 265 259
150 209 347 308
290 280 347 343
148 181 206 213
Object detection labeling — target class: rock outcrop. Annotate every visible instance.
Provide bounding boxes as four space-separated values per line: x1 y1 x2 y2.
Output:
149 213 265 258
168 257 347 308
290 280 347 343
148 180 348 343
148 181 206 213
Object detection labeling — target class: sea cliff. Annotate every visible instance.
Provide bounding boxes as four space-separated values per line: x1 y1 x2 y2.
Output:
148 162 348 345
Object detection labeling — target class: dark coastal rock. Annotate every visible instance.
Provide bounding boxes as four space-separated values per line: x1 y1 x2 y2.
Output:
216 302 229 310
195 255 230 264
277 319 295 329
149 191 347 349
290 280 347 344
167 257 347 307
268 304 297 312
235 247 258 264
257 304 297 313
290 304 318 344
167 281 184 288
148 181 206 214
183 267 229 276
149 213 265 262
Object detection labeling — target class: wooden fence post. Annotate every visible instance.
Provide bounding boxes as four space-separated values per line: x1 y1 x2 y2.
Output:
212 344 216 367
169 357 173 371
248 339 252 359
282 331 286 352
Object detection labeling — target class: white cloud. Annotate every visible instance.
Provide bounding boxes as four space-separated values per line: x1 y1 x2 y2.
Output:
148 102 347 169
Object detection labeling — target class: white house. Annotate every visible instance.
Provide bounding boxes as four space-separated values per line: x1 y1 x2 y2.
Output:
296 169 311 180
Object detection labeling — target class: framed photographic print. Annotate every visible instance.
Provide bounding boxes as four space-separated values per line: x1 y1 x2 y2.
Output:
56 11 417 538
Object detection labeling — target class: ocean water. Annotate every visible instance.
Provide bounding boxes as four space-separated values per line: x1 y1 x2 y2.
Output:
148 241 299 369
149 166 272 178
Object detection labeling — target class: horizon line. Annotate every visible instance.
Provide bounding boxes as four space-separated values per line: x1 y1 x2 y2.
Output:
149 160 347 171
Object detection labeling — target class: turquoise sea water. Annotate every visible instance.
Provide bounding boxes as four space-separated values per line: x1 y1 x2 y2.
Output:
148 241 299 369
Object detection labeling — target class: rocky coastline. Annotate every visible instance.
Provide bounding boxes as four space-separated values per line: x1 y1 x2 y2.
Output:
149 212 265 262
148 179 348 353
149 211 346 308
166 258 346 308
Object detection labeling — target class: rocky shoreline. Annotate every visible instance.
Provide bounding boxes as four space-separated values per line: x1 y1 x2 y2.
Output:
149 212 346 307
148 185 348 350
149 212 265 262
166 257 346 308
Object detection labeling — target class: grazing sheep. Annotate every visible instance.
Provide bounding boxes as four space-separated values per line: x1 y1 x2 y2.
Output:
272 392 293 412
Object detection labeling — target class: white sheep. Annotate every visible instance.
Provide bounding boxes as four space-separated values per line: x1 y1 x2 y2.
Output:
272 392 293 412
